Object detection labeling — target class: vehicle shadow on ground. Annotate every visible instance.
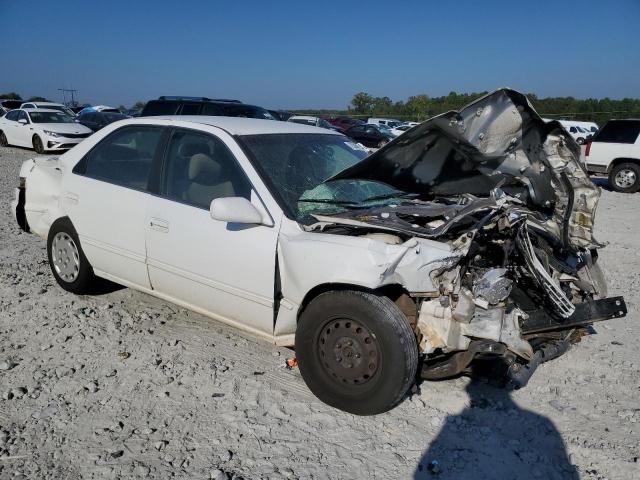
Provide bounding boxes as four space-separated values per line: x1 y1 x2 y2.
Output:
591 176 614 191
414 378 579 480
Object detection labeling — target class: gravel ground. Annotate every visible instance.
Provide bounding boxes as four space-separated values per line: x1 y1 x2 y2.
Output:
0 145 638 480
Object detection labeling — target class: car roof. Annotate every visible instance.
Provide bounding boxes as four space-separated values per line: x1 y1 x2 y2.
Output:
22 102 65 106
288 115 317 120
133 116 343 136
22 108 65 113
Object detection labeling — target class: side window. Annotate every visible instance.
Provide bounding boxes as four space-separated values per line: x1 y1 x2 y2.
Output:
180 103 201 115
80 127 163 191
569 127 576 133
17 111 29 123
594 121 640 144
162 129 252 209
5 111 19 121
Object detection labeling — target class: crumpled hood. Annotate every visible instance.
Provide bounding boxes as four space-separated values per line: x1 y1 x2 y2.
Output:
332 88 601 249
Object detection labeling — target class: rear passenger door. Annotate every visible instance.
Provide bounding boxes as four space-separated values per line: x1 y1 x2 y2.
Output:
145 127 280 336
63 125 166 288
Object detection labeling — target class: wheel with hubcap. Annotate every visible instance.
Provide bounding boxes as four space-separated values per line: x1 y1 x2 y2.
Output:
47 217 97 294
0 131 8 147
377 139 388 148
33 135 45 154
609 162 640 193
576 137 585 145
296 290 418 415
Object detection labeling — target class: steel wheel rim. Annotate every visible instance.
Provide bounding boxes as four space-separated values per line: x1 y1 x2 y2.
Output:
52 232 80 282
614 169 636 189
318 318 381 385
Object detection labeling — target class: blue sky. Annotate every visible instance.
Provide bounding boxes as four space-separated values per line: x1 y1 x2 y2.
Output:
1 0 638 109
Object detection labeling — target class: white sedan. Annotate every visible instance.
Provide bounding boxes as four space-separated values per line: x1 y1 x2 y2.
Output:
0 109 92 153
11 90 625 414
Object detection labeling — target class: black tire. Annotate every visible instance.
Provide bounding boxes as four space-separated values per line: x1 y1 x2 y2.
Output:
33 135 45 154
608 162 640 193
377 139 388 148
296 290 418 415
576 137 585 145
47 217 97 294
0 131 8 147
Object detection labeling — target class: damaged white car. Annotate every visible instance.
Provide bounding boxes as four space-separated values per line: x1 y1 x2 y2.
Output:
12 90 627 415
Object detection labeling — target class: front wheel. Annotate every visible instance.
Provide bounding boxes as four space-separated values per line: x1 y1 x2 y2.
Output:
0 131 8 147
33 135 45 154
609 162 640 193
576 137 585 145
47 218 97 294
296 290 418 415
377 139 389 148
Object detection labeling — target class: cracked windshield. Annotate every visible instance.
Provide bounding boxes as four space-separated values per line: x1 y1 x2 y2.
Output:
240 133 407 219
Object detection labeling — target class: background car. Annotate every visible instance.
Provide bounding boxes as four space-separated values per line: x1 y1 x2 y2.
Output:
585 119 640 193
287 115 340 131
1 99 23 116
0 108 92 153
368 117 402 128
140 96 276 119
344 123 395 148
20 101 76 117
328 116 365 132
76 105 121 116
76 111 129 132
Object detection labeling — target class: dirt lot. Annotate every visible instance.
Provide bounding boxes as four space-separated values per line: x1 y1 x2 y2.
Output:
0 146 638 480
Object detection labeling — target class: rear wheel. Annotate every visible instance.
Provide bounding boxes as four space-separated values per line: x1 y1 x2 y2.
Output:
377 139 388 148
296 290 418 415
33 135 45 154
0 131 8 147
576 137 585 145
609 162 640 193
47 218 97 294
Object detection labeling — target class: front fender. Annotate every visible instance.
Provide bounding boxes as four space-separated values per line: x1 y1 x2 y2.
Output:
273 221 458 344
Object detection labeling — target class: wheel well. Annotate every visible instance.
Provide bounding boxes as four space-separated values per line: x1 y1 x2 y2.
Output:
609 158 640 173
297 283 418 328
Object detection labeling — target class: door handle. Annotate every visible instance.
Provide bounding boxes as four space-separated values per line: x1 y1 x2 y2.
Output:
150 218 169 233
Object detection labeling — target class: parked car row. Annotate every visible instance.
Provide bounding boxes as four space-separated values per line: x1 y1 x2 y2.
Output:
2 94 638 195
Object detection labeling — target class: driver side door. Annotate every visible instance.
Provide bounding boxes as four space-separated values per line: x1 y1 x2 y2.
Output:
145 127 281 337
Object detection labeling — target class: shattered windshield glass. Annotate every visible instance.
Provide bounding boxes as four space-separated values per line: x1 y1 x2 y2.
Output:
240 133 406 219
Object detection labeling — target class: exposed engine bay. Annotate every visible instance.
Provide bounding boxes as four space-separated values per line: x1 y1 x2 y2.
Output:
304 89 627 386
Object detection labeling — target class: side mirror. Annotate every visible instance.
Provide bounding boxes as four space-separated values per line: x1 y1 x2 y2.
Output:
18 118 28 125
210 197 264 225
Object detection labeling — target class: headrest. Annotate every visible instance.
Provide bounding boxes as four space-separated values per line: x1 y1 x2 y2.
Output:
179 141 211 158
188 153 222 184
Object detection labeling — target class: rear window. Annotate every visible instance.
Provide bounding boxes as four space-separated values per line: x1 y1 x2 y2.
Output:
593 121 640 144
141 101 180 116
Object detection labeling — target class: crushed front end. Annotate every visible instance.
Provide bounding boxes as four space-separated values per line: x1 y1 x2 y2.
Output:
320 88 628 387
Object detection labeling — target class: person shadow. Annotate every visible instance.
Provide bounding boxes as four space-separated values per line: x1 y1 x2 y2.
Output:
414 375 579 480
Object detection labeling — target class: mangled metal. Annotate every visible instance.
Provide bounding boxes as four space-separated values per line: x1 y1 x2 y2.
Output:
306 88 627 384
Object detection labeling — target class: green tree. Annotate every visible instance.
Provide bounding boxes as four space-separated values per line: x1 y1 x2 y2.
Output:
350 92 374 114
132 101 146 110
0 92 22 100
27 96 49 102
405 95 431 119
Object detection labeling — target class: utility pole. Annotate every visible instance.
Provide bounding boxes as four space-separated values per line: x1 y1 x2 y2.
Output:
58 88 78 107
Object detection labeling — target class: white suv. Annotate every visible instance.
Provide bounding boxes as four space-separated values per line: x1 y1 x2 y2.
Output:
585 119 640 193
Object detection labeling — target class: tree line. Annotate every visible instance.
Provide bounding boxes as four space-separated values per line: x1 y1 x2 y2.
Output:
306 91 640 126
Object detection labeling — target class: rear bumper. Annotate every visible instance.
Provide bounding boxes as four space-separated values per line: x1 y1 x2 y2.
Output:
11 185 30 232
